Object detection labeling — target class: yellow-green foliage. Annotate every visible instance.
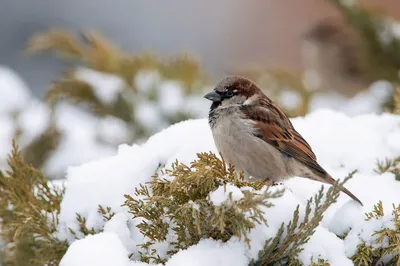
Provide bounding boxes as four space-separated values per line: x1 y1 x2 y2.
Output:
393 87 400 114
26 29 207 121
1 143 399 265
310 258 331 266
352 201 400 266
20 123 61 175
0 140 67 266
123 152 284 263
375 156 400 181
27 29 207 92
17 29 210 177
252 171 356 266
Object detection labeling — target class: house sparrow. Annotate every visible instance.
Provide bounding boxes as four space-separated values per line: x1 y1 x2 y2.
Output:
205 76 363 205
301 18 369 97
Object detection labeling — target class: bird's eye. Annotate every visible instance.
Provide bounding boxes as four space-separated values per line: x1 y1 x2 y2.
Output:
225 91 235 98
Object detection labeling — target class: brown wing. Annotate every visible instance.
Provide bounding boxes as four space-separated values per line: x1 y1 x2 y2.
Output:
240 102 327 175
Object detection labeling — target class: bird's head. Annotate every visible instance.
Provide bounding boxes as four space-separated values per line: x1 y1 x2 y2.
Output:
204 76 263 110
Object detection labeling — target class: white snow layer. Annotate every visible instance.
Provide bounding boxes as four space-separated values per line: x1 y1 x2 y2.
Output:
58 109 400 266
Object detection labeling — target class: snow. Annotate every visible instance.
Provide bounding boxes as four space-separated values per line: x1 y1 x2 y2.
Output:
75 67 124 105
157 81 185 115
0 66 34 168
0 115 14 168
56 109 400 265
279 90 302 111
0 68 130 177
209 183 245 206
298 227 353 266
0 66 31 114
166 239 248 266
309 81 393 116
134 101 166 132
60 232 140 266
135 70 162 93
43 103 124 177
16 100 50 146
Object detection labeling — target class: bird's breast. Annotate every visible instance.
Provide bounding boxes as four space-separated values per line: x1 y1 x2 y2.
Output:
210 109 288 181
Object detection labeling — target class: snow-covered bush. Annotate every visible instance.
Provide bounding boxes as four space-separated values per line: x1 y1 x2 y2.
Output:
1 110 399 266
0 66 135 179
1 2 400 265
0 31 210 179
27 29 209 140
123 152 284 264
0 30 209 179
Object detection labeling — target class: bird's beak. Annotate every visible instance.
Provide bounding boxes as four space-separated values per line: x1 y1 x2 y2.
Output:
204 90 221 102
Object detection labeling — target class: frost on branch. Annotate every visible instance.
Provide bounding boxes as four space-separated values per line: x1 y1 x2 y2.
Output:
123 152 284 263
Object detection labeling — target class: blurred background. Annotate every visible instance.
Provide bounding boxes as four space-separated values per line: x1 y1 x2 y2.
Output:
0 0 400 180
1 0 399 95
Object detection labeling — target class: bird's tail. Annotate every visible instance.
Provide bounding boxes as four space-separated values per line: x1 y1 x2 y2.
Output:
323 174 363 206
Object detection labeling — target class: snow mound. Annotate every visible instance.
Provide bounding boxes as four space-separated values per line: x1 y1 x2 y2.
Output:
57 109 400 265
60 232 149 266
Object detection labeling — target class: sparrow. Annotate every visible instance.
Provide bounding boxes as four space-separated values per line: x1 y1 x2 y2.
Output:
301 18 369 97
204 75 363 205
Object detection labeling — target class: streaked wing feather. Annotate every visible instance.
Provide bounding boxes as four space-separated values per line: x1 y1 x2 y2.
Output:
240 104 326 175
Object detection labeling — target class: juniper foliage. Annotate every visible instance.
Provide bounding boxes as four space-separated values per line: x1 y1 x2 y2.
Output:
0 140 67 266
251 171 356 266
375 156 400 181
123 152 284 263
352 201 400 266
0 143 399 265
15 29 209 178
27 29 206 92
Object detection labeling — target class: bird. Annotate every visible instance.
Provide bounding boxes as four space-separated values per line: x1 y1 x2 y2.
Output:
204 75 363 206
